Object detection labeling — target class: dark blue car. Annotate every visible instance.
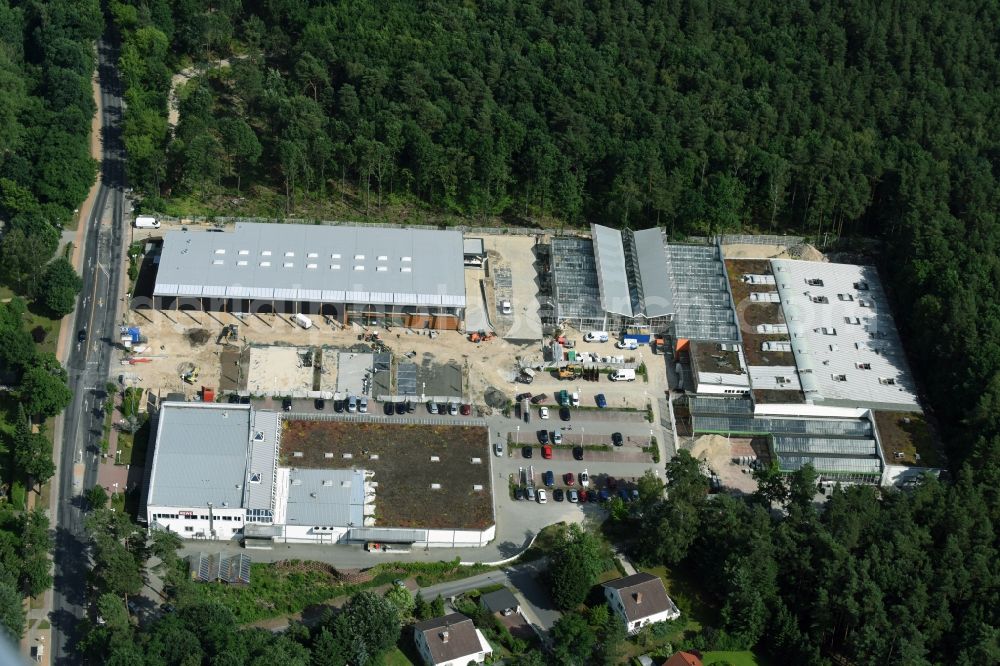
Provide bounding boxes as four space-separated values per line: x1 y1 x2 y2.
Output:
595 393 607 408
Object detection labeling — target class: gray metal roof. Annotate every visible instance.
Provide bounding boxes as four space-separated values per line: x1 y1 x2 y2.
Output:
592 224 633 316
283 468 366 527
348 527 429 543
154 222 466 307
245 410 279 511
147 403 252 509
631 228 674 317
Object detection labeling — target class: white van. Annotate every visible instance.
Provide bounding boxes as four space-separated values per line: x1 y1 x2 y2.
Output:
616 339 639 350
293 313 313 329
134 216 160 229
584 331 609 342
610 369 636 382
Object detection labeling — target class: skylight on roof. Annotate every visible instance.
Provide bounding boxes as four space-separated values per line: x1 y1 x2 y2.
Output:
377 255 388 261
285 251 294 257
401 256 412 261
401 267 412 273
214 249 225 254
307 263 317 269
377 266 388 272
283 262 293 268
261 250 272 256
212 259 224 265
330 264 340 270
239 249 249 255
354 265 364 271
237 260 247 266
260 261 271 267
354 254 365 260
331 253 341 259
307 252 318 258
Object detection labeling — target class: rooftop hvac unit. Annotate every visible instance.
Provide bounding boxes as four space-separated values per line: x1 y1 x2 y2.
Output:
292 452 303 458
430 483 442 490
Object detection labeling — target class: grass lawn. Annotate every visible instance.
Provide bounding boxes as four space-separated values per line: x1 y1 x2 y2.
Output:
640 564 717 637
380 647 415 666
116 413 151 467
22 307 60 357
702 650 772 666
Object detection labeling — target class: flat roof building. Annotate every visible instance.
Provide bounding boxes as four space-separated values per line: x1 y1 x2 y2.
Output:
146 222 467 330
144 402 495 547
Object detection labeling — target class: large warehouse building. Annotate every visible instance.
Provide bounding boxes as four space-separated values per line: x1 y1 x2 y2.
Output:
146 222 467 330
142 402 496 547
677 255 938 486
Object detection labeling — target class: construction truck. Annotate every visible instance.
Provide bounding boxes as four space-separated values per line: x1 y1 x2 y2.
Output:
468 330 496 343
558 365 582 380
217 323 239 344
181 366 200 384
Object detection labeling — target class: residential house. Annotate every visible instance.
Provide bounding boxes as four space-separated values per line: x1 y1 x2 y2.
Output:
663 651 703 666
603 572 680 635
413 613 492 666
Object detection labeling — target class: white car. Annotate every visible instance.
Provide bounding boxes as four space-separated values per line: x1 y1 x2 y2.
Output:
552 429 563 444
494 442 503 457
571 392 580 407
501 300 512 315
448 402 459 415
539 406 549 419
580 469 590 487
536 489 547 504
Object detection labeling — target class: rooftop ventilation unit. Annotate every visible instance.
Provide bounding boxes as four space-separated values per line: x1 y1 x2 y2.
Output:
253 431 264 441
430 455 440 462
343 453 353 459
369 454 379 460
291 479 302 486
321 480 333 487
471 457 482 464
292 451 303 458
473 484 484 491
324 452 334 459
430 483 442 490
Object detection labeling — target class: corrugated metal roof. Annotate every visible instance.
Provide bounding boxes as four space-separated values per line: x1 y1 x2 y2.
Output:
592 224 633 316
154 223 466 307
147 403 251 509
283 469 366 527
632 228 674 317
245 410 279 511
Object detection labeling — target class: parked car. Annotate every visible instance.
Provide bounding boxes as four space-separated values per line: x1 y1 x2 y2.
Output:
527 486 537 502
552 429 563 444
595 393 607 408
598 489 610 501
515 487 525 500
543 471 555 487
448 402 459 415
578 489 588 502
564 472 576 486
358 397 368 413
494 441 504 457
536 489 547 504
516 392 533 402
588 490 600 503
348 396 358 413
560 406 571 421
573 446 584 461
618 489 631 502
553 488 565 502
571 391 580 406
282 397 293 412
395 402 407 415
428 401 439 414
537 429 549 444
314 398 326 410
542 445 553 459
568 489 579 503
580 470 590 487
384 402 395 415
460 404 472 415
522 446 533 459
539 406 550 419
611 432 624 446
530 393 548 404
558 390 570 406
334 400 345 413
77 328 87 343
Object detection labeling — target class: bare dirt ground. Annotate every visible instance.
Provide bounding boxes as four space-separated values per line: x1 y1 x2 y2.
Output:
689 434 759 494
723 242 826 261
483 234 544 340
122 308 540 406
280 420 492 529
246 346 315 396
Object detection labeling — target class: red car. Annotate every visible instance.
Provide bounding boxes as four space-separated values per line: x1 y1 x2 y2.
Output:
542 445 553 459
460 404 471 415
578 489 588 502
564 472 575 486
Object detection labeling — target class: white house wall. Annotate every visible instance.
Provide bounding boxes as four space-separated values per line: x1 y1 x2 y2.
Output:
148 505 246 540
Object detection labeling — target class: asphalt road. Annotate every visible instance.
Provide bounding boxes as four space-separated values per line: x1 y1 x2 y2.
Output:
51 37 126 664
